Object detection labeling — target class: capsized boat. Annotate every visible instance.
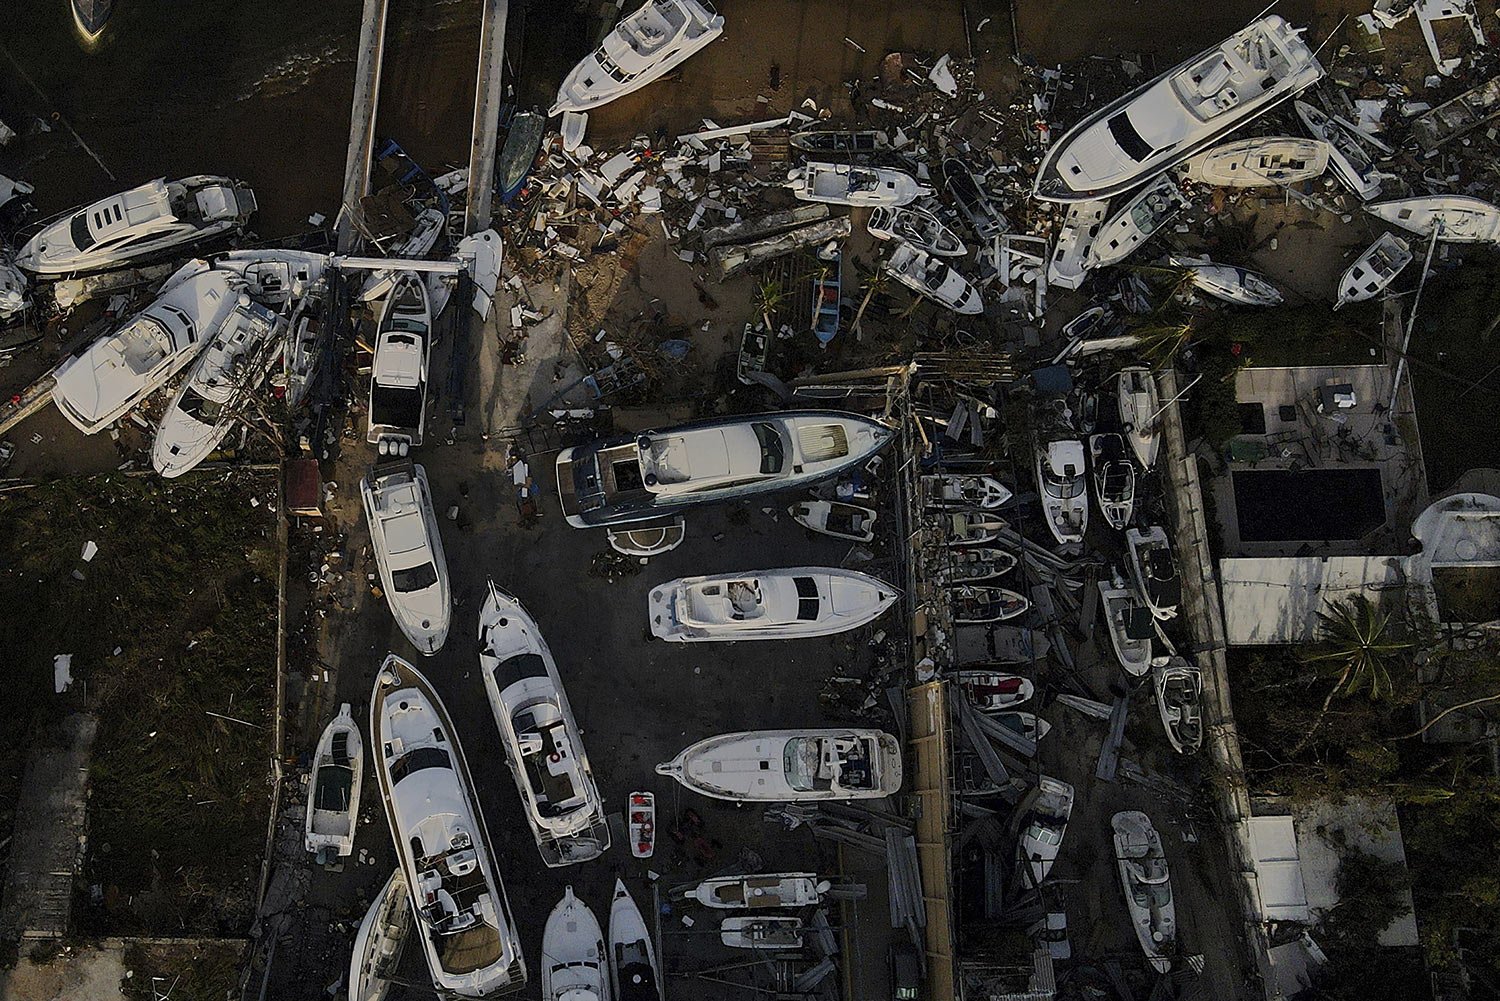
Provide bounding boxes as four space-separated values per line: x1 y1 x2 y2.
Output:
1018 776 1074 885
305 703 364 857
479 582 610 866
361 462 451 654
366 273 431 456
1366 194 1500 243
1085 177 1188 269
550 0 725 116
949 585 1030 624
883 241 983 314
557 410 893 529
790 130 891 154
930 547 1019 585
720 916 805 950
648 567 898 642
1336 232 1412 308
1117 366 1161 469
1180 136 1329 187
994 711 1052 743
1036 437 1088 545
609 880 662 1001
1112 810 1177 972
627 792 655 859
789 499 877 542
1169 255 1282 306
942 158 1006 241
1046 199 1109 291
1089 433 1136 531
498 112 547 205
1098 573 1154 676
348 870 413 1001
923 472 1013 510
543 887 610 1001
686 873 831 909
656 729 902 801
866 205 967 257
1033 16 1324 201
360 208 447 303
1152 657 1204 753
1296 100 1382 200
952 671 1034 710
787 163 932 208
15 175 257 276
369 655 527 997
1127 526 1180 621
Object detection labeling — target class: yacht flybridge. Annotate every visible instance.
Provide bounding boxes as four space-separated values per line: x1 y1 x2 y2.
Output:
656 729 902 802
479 582 610 867
648 567 898 642
367 274 432 457
362 463 451 655
370 655 526 999
557 410 893 528
550 0 724 117
1034 16 1323 202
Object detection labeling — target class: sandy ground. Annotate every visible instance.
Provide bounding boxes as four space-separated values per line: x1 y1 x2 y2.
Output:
0 944 124 1001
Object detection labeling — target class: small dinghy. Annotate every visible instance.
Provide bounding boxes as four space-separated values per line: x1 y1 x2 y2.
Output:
1036 437 1088 545
1180 136 1330 187
931 547 1019 585
949 585 1030 624
627 792 655 859
1296 101 1382 201
942 158 1006 242
1085 177 1188 269
1112 811 1177 972
812 262 841 345
361 462 451 654
1366 195 1500 243
1152 657 1204 753
944 511 1006 545
1117 366 1161 469
790 130 891 154
366 273 432 456
1089 433 1136 531
608 516 686 558
1169 255 1282 306
1018 776 1074 885
922 472 1012 510
1098 573 1154 676
789 499 878 542
686 874 830 910
305 703 364 857
786 163 931 207
884 241 984 314
1336 232 1412 308
1046 198 1109 290
993 711 1052 743
866 204 967 257
543 887 610 1001
657 729 903 801
609 880 662 1001
649 567 898 642
952 670 1034 710
721 916 805 950
1127 526 1180 621
348 870 412 1001
360 208 447 302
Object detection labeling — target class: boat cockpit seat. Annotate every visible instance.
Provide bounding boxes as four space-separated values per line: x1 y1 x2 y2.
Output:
1188 58 1233 97
446 847 478 877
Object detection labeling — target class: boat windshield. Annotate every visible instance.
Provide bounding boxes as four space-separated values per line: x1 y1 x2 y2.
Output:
1042 464 1085 499
392 561 438 593
389 745 451 785
783 737 825 792
754 422 785 474
69 212 98 251
1107 112 1154 162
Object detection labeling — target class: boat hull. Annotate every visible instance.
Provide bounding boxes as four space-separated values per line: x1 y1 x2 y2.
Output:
657 729 902 801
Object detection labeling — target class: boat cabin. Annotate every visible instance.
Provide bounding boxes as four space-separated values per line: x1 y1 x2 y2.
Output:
784 734 876 794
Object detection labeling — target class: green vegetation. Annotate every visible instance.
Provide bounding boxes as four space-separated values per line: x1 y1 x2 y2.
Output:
1309 848 1426 1001
121 941 247 1001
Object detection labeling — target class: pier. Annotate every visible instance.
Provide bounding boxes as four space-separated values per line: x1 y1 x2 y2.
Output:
335 0 391 253
466 0 511 234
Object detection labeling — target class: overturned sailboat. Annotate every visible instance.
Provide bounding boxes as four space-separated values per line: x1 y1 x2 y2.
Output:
657 729 902 802
362 462 451 655
1296 100 1382 201
649 567 897 642
550 0 725 116
1170 255 1282 306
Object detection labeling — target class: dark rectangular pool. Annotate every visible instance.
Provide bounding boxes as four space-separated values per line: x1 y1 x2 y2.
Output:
1233 468 1386 542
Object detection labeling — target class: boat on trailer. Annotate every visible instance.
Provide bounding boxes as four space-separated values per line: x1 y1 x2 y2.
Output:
1127 526 1181 621
720 916 805 950
686 873 831 909
1366 195 1500 243
305 703 364 858
361 462 451 655
1089 433 1136 531
884 241 983 314
609 880 662 1001
648 567 898 642
1117 366 1161 469
930 547 1019 585
866 204 967 257
348 870 413 1001
1180 136 1329 187
550 0 725 116
1047 199 1109 290
923 472 1013 510
657 729 902 802
1112 810 1177 972
949 585 1030 624
1085 177 1189 269
1098 573 1154 676
1296 100 1382 201
543 887 610 1001
789 499 878 542
1152 657 1204 752
1336 232 1412 308
366 273 432 456
952 670 1034 710
787 163 931 208
1018 776 1075 885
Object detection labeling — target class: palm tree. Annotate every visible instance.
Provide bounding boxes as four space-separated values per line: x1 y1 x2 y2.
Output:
849 265 892 338
755 278 785 331
1289 595 1412 757
1125 315 1196 367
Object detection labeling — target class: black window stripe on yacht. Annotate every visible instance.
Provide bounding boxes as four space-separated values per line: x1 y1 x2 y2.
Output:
1107 112 1154 162
390 745 451 784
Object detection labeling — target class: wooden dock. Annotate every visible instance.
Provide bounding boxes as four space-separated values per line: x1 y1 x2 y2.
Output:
465 0 511 235
336 0 391 253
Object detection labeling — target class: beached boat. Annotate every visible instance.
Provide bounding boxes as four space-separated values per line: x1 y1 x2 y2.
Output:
360 208 447 303
923 473 1013 510
52 269 241 434
627 792 655 859
479 582 610 866
456 229 503 319
369 655 527 998
1036 437 1089 545
1169 255 1282 306
72 0 112 41
543 887 610 1001
657 729 902 802
195 248 330 308
1112 811 1177 972
1047 199 1109 290
789 499 878 542
557 410 893 528
790 130 891 154
943 511 1006 546
348 870 413 1001
1336 232 1412 308
1295 100 1382 200
994 711 1052 743
648 567 898 642
686 873 831 909
952 671 1034 710
550 0 725 116
1117 366 1160 469
361 462 451 654
930 547 1019 585
1085 177 1189 269
1180 136 1329 187
1089 433 1136 531
1416 0 1483 76
812 262 840 345
1152 657 1204 753
16 176 257 276
498 112 547 205
366 274 431 456
1127 526 1180 621
609 881 662 1001
866 204 967 257
721 917 805 950
1018 777 1074 885
787 163 932 208
1034 16 1323 202
305 704 363 857
942 158 1006 242
285 279 329 410
608 517 686 558
949 585 1030 624
1366 194 1500 243
883 241 983 314
1098 573 1154 676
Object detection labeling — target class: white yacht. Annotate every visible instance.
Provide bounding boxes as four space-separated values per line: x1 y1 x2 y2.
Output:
1085 177 1189 269
1112 811 1177 972
479 582 610 867
151 294 284 478
685 873 830 909
305 703 364 858
1127 526 1181 621
930 547 1019 586
1336 232 1412 308
1117 366 1161 469
1047 199 1109 290
883 241 984 314
656 729 902 802
1018 777 1074 885
1036 437 1088 545
543 887 610 1001
1089 433 1136 531
550 0 725 116
720 916 805 950
1180 136 1329 187
922 473 1012 510
16 176 257 276
361 463 451 655
360 208 448 302
949 585 1030 624
1366 195 1500 243
370 655 527 998
367 274 431 456
348 871 413 1001
1098 573 1153 676
1153 657 1204 753
1295 101 1382 200
52 269 241 434
648 567 897 642
1033 16 1323 201
865 205 967 257
788 499 878 542
557 410 893 528
609 881 662 1001
1170 255 1282 306
787 163 932 208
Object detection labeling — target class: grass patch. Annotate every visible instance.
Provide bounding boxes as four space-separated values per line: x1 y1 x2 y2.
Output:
121 940 247 1001
1206 301 1385 369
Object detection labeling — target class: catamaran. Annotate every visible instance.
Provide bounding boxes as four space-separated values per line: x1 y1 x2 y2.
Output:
543 887 610 1001
1117 366 1161 469
1127 526 1180 621
305 704 363 857
1336 232 1412 308
883 241 984 314
1180 135 1329 187
787 163 932 207
362 462 451 655
648 567 898 642
1112 811 1177 973
550 0 725 116
866 204 967 257
609 881 662 1001
367 274 432 457
1018 776 1075 885
1089 433 1136 530
656 729 902 802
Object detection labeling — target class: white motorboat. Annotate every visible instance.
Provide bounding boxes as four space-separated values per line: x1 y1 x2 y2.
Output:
790 130 891 154
1085 177 1189 269
866 205 967 257
1112 811 1177 972
1117 366 1161 469
360 208 448 303
479 582 610 866
1366 195 1500 244
789 499 878 542
1098 573 1154 676
1169 255 1282 306
305 703 364 857
1336 232 1412 308
720 916 805 950
787 162 931 208
52 269 241 434
1295 100 1382 201
558 410 893 528
150 293 284 478
1036 438 1088 545
930 547 1019 585
1047 199 1109 290
648 567 898 642
361 462 451 655
994 711 1052 743
607 516 686 558
609 880 662 1001
1180 136 1329 187
923 473 1012 510
657 729 902 802
685 873 831 910
883 241 983 314
348 870 412 1001
187 248 330 308
1018 776 1074 885
1152 657 1204 753
543 887 610 1001
15 175 257 276
627 792 656 859
943 511 1006 546
943 158 1007 242
1089 433 1136 531
1127 526 1180 621
949 585 1030 624
370 655 527 998
284 279 329 409
550 0 725 116
952 671 1034 710
1416 0 1483 76
367 273 432 456
456 229 503 320
1034 16 1324 201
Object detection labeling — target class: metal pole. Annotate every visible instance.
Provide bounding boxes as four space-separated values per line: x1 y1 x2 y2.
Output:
1388 225 1442 413
466 0 511 234
336 0 390 253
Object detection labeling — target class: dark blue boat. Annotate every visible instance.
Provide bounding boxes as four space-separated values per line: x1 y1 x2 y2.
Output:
497 112 546 205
